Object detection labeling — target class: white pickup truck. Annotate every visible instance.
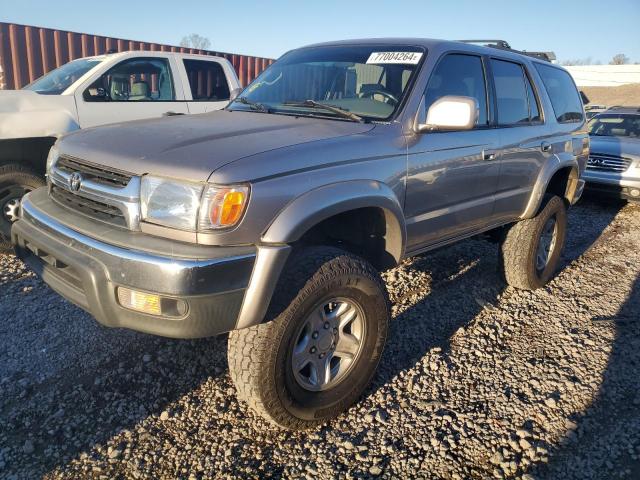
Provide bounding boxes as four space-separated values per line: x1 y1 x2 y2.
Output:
0 51 241 248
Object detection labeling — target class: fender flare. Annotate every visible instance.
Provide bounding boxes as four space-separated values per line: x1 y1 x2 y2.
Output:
521 153 580 219
261 180 406 264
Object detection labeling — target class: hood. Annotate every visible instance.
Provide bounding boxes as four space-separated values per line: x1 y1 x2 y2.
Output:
59 110 375 182
0 90 78 139
589 135 640 159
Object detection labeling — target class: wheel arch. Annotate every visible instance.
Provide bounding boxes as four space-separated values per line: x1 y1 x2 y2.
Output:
261 180 406 269
0 137 58 175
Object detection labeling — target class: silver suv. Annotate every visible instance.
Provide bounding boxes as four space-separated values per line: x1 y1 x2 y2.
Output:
584 107 640 201
12 39 588 429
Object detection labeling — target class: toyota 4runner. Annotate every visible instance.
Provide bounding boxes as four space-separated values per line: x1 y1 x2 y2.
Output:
12 39 588 429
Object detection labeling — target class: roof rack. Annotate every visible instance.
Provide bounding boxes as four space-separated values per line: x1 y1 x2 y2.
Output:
458 39 556 63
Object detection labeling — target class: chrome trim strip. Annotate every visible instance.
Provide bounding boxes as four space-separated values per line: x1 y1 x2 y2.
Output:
50 162 142 230
21 194 255 270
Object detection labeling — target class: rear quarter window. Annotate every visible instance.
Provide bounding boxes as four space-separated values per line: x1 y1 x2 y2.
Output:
534 63 583 123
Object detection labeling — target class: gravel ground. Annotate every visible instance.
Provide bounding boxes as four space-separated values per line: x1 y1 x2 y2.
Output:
1 196 639 480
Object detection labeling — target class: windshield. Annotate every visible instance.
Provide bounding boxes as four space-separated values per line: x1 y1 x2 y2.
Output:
589 114 640 138
229 45 425 121
23 58 103 95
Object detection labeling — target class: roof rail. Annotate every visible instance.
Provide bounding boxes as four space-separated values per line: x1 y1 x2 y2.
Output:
457 39 556 63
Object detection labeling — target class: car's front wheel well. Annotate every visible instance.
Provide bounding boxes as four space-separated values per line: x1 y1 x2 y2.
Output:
296 207 399 271
0 137 57 175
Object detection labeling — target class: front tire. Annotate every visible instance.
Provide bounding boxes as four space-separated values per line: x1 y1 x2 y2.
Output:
0 164 45 252
500 194 567 290
227 246 390 429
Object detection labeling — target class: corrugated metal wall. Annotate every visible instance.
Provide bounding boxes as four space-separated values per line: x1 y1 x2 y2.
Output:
0 22 274 90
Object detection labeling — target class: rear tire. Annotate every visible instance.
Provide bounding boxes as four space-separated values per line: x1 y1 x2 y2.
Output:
0 164 45 252
227 246 390 429
500 194 567 290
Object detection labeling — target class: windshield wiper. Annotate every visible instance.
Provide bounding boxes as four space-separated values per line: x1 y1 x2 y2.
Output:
232 96 271 113
282 99 364 122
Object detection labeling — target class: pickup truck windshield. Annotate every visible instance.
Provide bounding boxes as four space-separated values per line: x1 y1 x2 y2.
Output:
589 114 640 138
23 58 103 95
229 45 425 121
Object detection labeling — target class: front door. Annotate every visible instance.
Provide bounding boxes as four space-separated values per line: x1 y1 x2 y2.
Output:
405 53 501 253
75 56 188 128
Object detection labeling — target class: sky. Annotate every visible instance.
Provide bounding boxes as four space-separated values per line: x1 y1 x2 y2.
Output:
2 0 639 64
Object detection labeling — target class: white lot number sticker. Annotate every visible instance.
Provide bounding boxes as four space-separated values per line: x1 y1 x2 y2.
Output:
366 51 423 65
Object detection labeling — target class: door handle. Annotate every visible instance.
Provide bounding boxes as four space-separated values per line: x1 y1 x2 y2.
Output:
163 111 185 116
482 149 497 161
541 142 552 152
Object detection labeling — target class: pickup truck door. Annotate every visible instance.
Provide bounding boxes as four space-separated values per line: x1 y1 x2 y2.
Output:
74 55 189 128
404 53 501 253
178 58 233 113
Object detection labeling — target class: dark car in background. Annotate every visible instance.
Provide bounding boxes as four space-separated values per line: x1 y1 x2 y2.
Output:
584 107 640 201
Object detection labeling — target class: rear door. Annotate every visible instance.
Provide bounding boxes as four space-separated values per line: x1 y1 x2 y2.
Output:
405 52 501 252
180 58 232 113
75 55 189 128
489 58 551 222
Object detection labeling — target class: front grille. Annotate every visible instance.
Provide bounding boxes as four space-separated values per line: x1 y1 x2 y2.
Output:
51 185 127 228
56 155 132 187
586 154 632 173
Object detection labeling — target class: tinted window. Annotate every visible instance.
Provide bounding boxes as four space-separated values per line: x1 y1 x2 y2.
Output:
491 59 530 125
84 58 175 102
524 71 541 122
183 59 230 101
534 63 583 123
424 54 488 126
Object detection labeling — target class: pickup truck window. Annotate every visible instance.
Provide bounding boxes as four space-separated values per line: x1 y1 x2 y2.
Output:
491 59 532 125
23 58 103 95
183 59 230 101
424 54 488 126
84 57 175 102
534 63 583 123
229 45 424 121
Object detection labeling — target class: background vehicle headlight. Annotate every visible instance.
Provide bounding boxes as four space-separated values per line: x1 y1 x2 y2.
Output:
46 144 59 176
140 176 203 230
199 185 249 230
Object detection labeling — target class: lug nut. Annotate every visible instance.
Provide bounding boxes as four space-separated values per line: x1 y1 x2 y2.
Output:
310 347 317 354
324 322 330 329
312 331 319 339
319 353 325 359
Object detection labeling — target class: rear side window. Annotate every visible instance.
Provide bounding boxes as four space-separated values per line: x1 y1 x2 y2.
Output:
534 63 583 123
490 59 535 125
424 54 488 126
183 59 230 101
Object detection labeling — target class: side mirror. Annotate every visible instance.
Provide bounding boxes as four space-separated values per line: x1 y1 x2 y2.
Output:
415 95 478 132
229 87 243 102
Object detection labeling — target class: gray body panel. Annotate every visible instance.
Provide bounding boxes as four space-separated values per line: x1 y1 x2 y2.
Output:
13 38 588 337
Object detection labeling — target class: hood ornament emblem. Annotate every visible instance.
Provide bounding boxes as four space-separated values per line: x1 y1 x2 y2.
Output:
69 172 83 192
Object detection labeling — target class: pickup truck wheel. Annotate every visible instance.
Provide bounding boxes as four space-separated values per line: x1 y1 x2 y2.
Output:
227 246 389 429
500 194 567 290
0 165 45 252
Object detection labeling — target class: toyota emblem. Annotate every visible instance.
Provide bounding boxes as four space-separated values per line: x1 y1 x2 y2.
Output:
69 172 83 192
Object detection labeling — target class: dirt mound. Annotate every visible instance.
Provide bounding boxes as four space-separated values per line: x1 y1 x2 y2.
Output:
581 83 640 107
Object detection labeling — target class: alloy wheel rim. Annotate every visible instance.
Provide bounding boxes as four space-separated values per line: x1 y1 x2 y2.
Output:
291 298 366 392
536 217 558 272
0 186 32 234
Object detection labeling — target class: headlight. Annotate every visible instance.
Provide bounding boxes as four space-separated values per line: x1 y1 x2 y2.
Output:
140 176 249 231
198 185 249 230
46 144 59 176
140 176 203 230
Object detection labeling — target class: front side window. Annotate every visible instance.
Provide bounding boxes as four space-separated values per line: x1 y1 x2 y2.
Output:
183 59 230 101
228 45 424 121
424 54 488 126
534 63 583 123
83 58 175 102
23 58 103 95
589 114 640 138
491 59 534 125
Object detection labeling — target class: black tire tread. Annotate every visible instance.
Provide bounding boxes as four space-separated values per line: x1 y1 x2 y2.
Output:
227 246 389 429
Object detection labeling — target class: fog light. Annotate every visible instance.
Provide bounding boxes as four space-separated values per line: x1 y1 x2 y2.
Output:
630 189 640 198
118 287 162 315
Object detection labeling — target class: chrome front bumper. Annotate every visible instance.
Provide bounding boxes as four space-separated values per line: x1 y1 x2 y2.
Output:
12 189 260 338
